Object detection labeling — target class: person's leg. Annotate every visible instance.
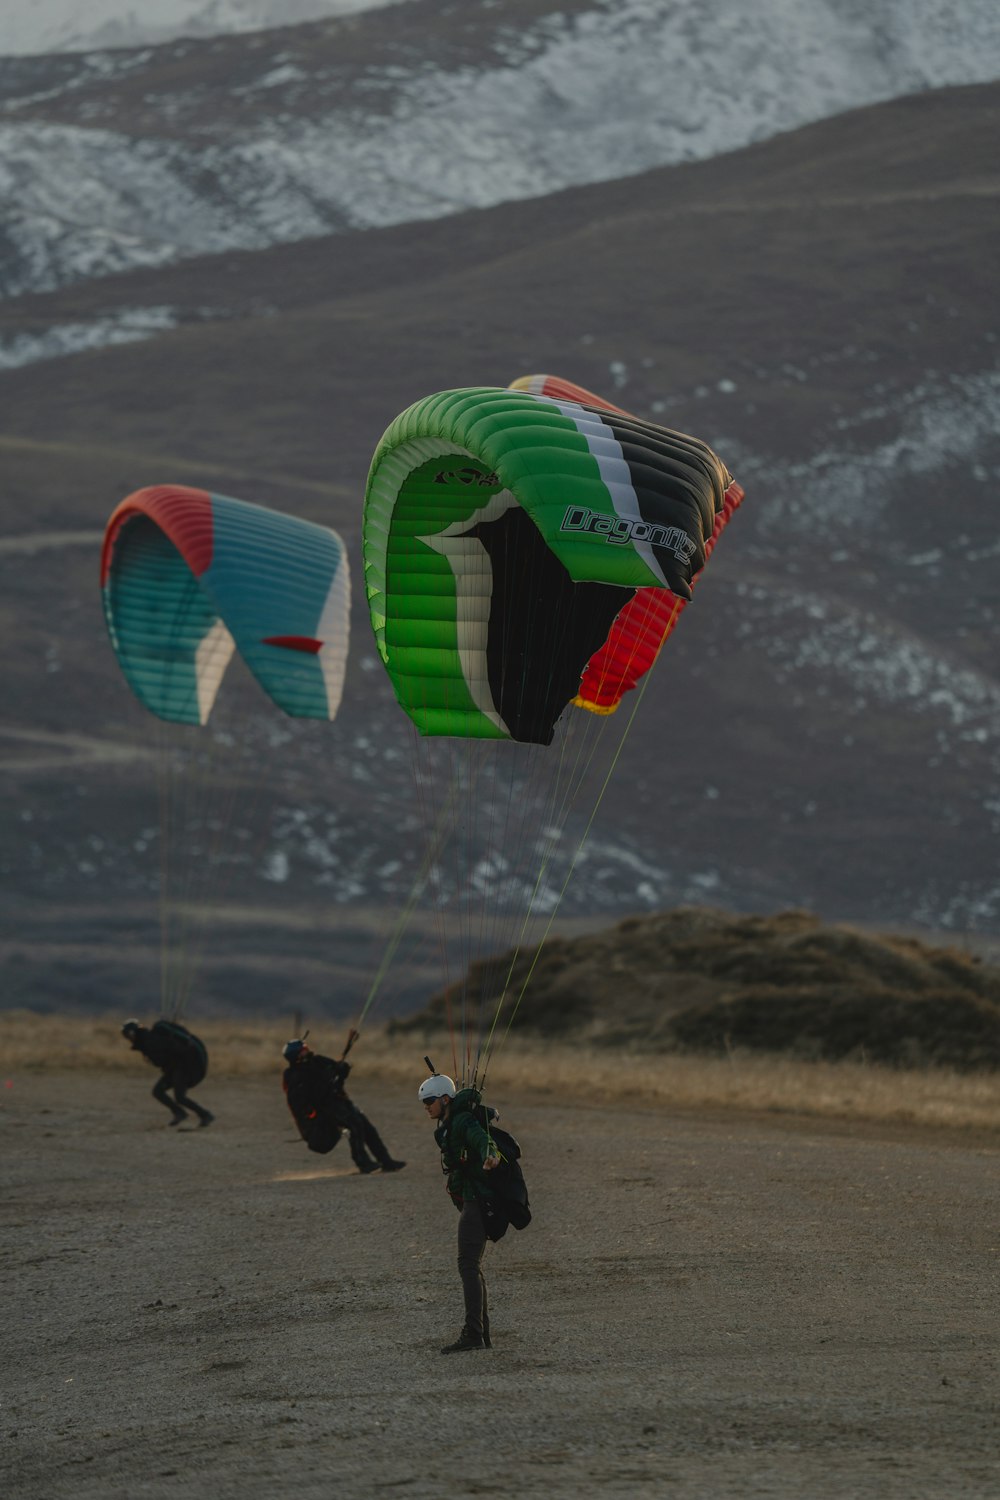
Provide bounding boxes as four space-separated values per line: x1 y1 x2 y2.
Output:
174 1080 214 1126
454 1200 488 1341
355 1108 405 1171
335 1100 378 1171
153 1074 186 1124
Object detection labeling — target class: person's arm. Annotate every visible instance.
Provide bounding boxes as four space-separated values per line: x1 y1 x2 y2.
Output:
460 1116 500 1170
320 1058 350 1096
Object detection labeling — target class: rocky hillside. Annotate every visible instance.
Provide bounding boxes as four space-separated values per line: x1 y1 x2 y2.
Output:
400 907 1000 1070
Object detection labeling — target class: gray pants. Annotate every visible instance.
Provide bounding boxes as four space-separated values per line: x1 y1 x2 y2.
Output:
457 1199 489 1337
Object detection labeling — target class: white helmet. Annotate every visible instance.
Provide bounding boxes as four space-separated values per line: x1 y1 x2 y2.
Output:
418 1073 456 1103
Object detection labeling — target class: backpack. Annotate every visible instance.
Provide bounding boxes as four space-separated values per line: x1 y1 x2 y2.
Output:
152 1020 207 1082
473 1104 532 1243
283 1057 344 1154
300 1114 343 1155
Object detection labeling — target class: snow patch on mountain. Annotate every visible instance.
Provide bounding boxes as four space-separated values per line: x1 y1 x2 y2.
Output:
751 584 1000 737
738 368 1000 540
0 305 180 368
2 0 405 57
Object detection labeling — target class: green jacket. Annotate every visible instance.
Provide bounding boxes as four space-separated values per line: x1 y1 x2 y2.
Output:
434 1088 496 1206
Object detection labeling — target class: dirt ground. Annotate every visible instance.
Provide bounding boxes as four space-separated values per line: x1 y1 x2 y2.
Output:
2 1071 998 1499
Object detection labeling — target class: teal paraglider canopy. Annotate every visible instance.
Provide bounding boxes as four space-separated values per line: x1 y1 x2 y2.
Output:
101 484 350 724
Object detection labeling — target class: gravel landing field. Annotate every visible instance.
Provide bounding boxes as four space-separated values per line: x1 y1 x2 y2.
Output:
2 1072 998 1499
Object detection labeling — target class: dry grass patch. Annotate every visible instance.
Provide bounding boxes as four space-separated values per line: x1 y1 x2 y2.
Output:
3 1011 999 1136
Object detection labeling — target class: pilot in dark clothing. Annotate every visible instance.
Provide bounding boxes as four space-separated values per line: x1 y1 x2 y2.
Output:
282 1038 404 1174
122 1018 214 1127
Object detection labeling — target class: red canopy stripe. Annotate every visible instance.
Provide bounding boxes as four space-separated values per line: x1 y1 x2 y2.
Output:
100 485 214 586
261 635 324 654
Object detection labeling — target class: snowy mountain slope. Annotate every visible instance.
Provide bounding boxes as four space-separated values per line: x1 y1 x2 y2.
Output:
1 0 999 298
4 76 995 369
2 0 405 56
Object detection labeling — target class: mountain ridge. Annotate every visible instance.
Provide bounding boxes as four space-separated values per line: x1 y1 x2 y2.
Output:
0 80 997 1016
2 0 998 299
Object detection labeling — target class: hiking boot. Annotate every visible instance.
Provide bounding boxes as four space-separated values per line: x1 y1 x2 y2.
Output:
380 1159 406 1173
441 1327 486 1354
197 1112 215 1128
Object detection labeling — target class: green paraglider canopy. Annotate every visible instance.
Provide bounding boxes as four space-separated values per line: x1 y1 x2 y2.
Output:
363 386 739 744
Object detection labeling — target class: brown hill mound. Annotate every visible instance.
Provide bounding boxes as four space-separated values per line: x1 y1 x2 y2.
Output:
396 907 1000 1070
